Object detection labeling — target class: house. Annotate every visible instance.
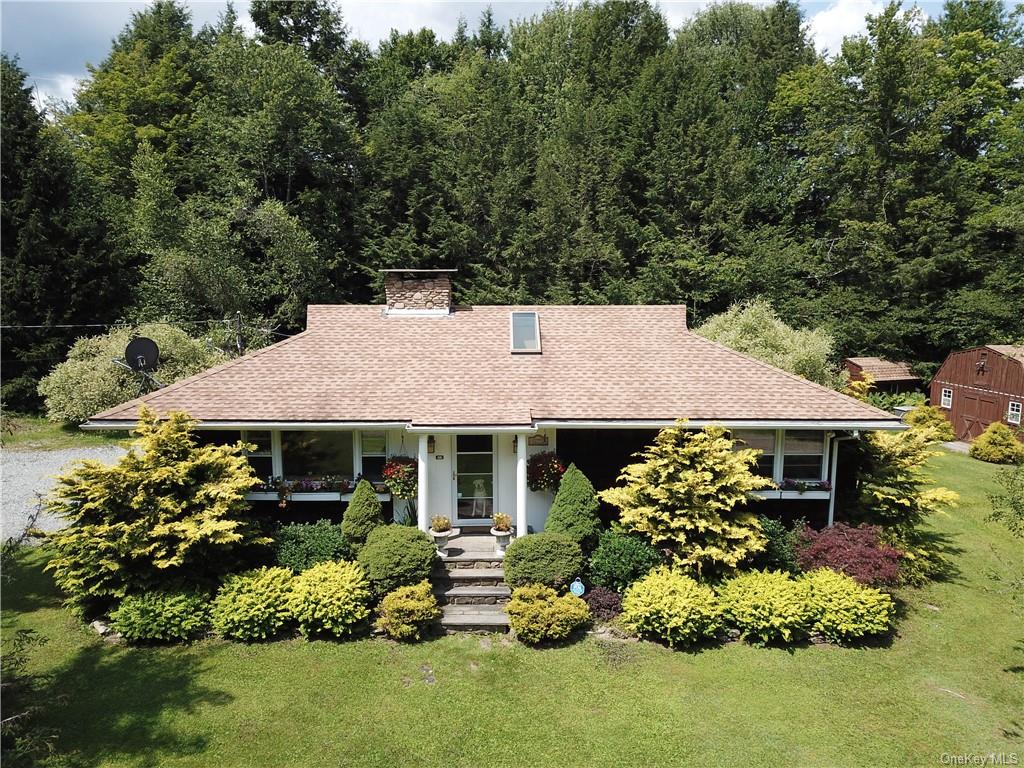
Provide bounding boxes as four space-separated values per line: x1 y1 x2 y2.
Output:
84 270 902 531
930 345 1024 441
842 357 921 395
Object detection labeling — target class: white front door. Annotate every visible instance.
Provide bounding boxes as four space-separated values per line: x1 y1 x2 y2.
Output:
453 434 496 525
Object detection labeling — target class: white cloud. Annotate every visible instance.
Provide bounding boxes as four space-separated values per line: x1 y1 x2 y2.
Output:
806 0 884 55
28 73 81 114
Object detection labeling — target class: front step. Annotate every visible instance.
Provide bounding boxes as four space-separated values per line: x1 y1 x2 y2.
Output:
434 584 511 606
431 567 505 587
440 604 510 633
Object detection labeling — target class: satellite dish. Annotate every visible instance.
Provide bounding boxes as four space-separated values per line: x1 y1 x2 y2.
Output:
124 337 160 372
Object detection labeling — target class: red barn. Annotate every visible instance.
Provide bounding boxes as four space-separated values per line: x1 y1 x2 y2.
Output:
843 357 921 395
930 345 1024 441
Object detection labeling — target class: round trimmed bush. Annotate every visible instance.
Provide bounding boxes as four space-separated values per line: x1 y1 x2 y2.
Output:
717 570 814 645
211 567 294 641
288 560 371 637
621 567 721 648
342 479 384 546
544 463 602 551
507 584 590 644
802 568 895 644
904 405 955 442
274 520 352 573
503 532 583 589
969 422 1024 464
110 591 211 643
375 580 441 641
357 525 437 598
588 531 663 593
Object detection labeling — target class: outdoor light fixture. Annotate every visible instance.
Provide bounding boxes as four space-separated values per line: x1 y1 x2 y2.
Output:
512 435 518 452
427 435 436 454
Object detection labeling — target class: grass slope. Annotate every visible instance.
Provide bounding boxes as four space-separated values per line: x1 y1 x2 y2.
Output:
1 414 129 451
3 450 1021 768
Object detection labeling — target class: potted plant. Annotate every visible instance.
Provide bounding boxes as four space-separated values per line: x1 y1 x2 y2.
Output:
491 513 513 554
430 516 452 554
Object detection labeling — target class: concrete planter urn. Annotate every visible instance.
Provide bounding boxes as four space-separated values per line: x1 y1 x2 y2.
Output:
430 517 452 555
491 514 513 554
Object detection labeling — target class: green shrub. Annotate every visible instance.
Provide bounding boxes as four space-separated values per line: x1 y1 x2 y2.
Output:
288 560 371 637
110 591 211 643
342 480 384 546
274 520 352 573
506 584 590 644
544 464 602 552
374 580 440 641
588 531 662 593
969 422 1024 464
717 570 814 644
211 567 294 641
621 567 721 647
503 532 583 589
357 525 437 598
904 405 955 441
989 461 1024 538
752 516 801 573
802 568 895 644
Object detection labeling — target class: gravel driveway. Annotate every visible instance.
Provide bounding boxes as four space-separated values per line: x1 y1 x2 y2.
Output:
1 446 127 537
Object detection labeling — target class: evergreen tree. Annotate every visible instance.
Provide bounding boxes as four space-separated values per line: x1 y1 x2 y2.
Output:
544 463 603 552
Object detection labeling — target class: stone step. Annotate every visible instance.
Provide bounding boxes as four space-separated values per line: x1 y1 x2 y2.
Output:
439 552 504 570
434 585 511 606
440 603 510 633
431 567 505 587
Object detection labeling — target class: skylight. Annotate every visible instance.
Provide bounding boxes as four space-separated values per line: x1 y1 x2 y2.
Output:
510 311 541 353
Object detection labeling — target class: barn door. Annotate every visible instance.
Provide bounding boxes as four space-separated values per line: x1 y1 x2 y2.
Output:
961 394 1000 440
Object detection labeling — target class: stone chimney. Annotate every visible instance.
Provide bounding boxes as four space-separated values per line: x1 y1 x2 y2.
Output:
381 269 456 314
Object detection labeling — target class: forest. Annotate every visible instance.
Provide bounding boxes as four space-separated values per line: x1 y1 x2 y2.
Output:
2 0 1022 412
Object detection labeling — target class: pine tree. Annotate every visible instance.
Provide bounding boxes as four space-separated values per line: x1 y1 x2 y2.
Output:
544 463 602 552
342 479 384 546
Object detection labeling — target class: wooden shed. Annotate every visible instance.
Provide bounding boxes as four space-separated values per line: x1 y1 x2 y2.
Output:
842 357 921 395
930 345 1024 441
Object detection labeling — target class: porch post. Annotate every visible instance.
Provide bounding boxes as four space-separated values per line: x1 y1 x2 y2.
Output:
516 432 528 537
827 438 840 528
417 433 429 532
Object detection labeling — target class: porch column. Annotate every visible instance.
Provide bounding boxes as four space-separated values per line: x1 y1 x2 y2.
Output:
516 432 528 537
417 433 429 532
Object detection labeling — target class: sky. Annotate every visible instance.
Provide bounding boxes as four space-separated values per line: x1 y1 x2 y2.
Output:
2 0 948 110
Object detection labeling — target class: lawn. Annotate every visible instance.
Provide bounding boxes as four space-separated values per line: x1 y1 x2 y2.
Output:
1 414 129 451
3 450 1021 768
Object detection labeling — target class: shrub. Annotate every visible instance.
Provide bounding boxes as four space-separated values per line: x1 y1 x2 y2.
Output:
211 567 293 641
795 523 902 587
274 520 352 573
904 405 955 441
717 570 814 645
600 424 771 577
43 408 269 615
37 323 228 424
621 567 721 648
506 584 590 644
989 461 1024 538
544 463 603 552
342 479 384 546
969 422 1024 465
588 531 663 593
110 591 211 643
357 525 437 598
288 560 371 637
802 569 894 644
503 532 583 589
374 580 441 641
581 585 622 622
752 516 801 573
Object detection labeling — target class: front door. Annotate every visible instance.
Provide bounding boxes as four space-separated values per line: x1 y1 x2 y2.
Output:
453 434 495 525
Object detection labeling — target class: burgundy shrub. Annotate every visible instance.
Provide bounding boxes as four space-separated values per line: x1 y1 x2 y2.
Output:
795 523 903 587
582 585 623 622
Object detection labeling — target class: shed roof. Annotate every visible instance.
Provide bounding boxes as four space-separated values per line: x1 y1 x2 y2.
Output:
843 357 920 382
89 305 897 428
987 345 1024 364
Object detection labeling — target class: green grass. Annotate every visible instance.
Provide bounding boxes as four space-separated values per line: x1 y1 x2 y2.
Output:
3 450 1021 767
1 414 129 451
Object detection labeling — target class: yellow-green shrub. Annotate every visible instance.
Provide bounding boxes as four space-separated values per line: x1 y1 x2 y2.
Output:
904 405 955 441
110 591 211 643
802 569 894 644
621 567 721 647
211 567 294 641
506 584 590 644
969 422 1024 464
717 570 814 644
374 580 440 641
288 561 371 638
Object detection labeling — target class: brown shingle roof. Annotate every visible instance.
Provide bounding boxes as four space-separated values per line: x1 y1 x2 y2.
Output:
843 357 920 382
90 305 895 426
987 345 1024 365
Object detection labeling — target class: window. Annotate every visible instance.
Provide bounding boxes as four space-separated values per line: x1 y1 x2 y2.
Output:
731 430 776 477
360 431 387 481
281 431 354 481
940 388 953 409
1009 401 1022 426
243 430 273 481
510 311 541 353
783 431 825 481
